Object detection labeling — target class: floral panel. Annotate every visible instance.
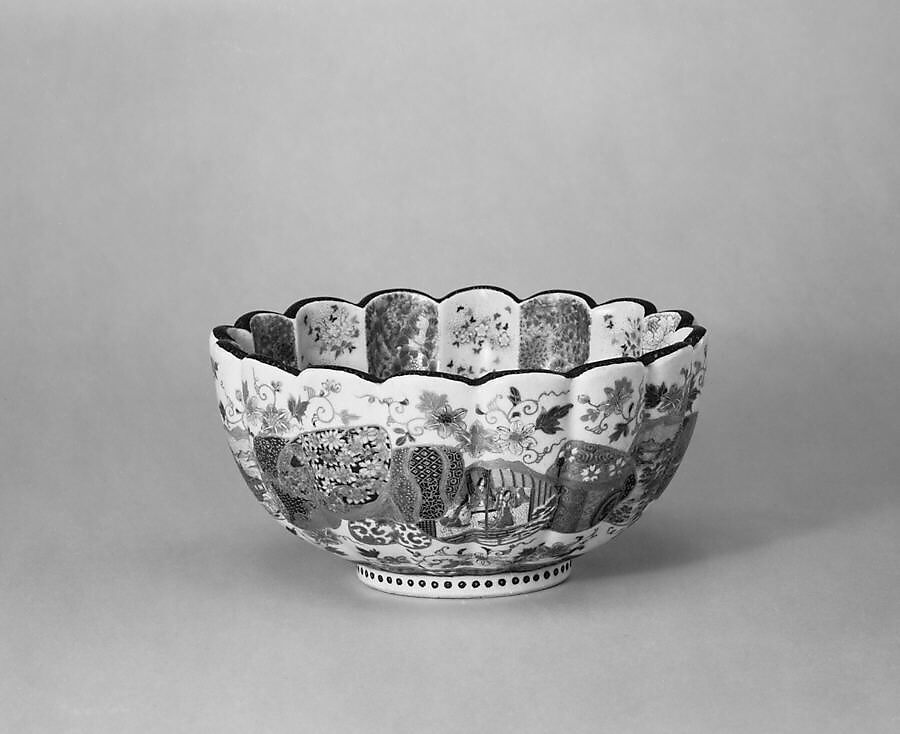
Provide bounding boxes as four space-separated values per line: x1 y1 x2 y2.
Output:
640 311 683 355
587 301 646 361
518 294 591 371
438 289 519 378
269 425 401 530
295 300 367 371
365 291 440 378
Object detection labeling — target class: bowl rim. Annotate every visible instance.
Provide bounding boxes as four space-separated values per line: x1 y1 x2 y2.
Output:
211 285 707 386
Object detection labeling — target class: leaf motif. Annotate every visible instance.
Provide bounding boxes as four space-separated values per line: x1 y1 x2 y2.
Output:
509 387 522 405
644 382 667 410
338 409 360 426
291 400 310 421
609 422 629 442
534 403 573 434
304 386 317 399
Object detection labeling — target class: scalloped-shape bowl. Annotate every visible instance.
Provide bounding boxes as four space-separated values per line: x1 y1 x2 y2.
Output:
209 287 709 598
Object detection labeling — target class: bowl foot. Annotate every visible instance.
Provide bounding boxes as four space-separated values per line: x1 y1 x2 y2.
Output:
355 560 573 599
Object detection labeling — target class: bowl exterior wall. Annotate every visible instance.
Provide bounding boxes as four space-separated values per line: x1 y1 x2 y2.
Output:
209 328 708 576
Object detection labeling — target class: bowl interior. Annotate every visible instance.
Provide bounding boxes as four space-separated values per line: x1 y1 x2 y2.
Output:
219 288 695 380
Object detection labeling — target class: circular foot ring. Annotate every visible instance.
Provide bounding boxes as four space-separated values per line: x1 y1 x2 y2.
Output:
356 560 573 598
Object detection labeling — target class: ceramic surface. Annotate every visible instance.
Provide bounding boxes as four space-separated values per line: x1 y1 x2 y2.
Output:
210 287 708 598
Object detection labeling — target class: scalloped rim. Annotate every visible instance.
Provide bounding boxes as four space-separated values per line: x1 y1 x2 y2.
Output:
211 286 706 385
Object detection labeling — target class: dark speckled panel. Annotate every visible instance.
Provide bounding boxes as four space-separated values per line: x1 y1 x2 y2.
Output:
519 295 590 371
364 292 439 379
249 313 297 369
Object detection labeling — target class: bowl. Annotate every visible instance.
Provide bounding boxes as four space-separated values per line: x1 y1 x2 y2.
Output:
209 287 708 598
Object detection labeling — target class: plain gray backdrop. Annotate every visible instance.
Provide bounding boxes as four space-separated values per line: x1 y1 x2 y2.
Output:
2 2 899 732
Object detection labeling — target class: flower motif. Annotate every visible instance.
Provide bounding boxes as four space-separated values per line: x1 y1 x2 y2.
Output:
330 464 356 485
260 404 291 435
580 464 603 481
335 483 371 504
416 390 449 414
242 395 265 432
456 420 496 458
307 305 360 358
424 405 468 439
494 420 537 455
598 378 634 418
448 308 512 350
315 430 345 452
658 384 684 414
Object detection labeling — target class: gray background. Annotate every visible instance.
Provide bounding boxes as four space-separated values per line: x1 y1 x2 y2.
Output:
2 2 899 732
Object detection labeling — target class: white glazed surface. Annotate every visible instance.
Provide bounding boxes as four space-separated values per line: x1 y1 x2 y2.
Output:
210 290 707 592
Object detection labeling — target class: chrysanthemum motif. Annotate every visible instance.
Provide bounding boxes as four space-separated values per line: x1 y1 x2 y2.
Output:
332 483 372 505
448 307 512 351
316 430 346 452
306 305 361 359
425 405 468 439
330 464 356 486
260 404 291 435
494 420 537 455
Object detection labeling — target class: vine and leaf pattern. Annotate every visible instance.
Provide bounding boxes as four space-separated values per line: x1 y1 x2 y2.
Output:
643 347 708 419
577 377 644 442
241 371 360 437
358 386 573 463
